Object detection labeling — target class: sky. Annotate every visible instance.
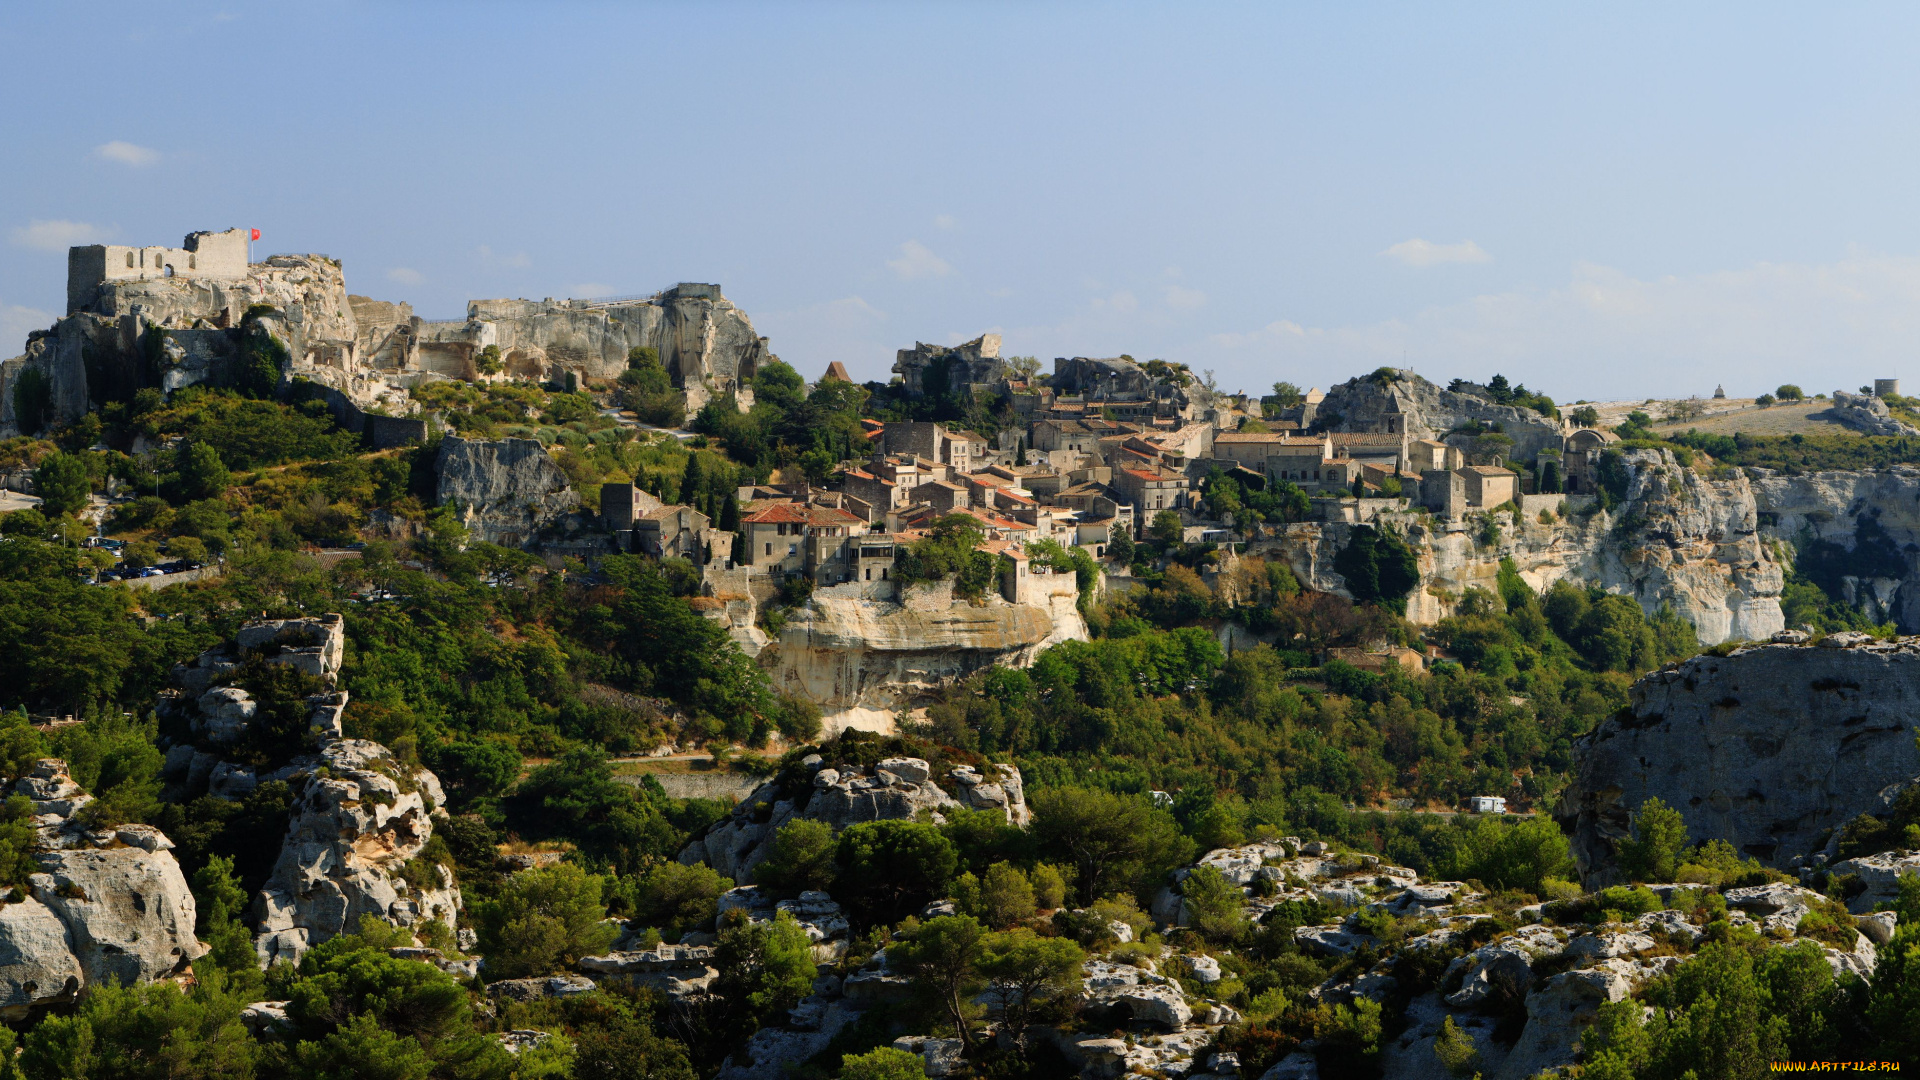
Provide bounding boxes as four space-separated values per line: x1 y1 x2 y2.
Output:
7 2 1920 402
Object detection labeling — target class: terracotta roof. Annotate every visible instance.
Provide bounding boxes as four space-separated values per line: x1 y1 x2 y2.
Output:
1215 433 1325 445
742 503 812 524
1329 433 1405 446
824 361 852 382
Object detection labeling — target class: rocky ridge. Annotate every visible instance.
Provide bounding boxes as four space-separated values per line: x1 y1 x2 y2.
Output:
435 436 582 546
1560 633 1920 882
252 739 459 967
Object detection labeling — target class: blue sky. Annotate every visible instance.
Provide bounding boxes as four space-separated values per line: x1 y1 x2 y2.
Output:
7 2 1920 401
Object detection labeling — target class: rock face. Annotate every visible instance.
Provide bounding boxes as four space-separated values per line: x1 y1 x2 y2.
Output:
757 587 1087 726
449 287 771 410
1821 391 1920 437
0 760 206 1018
253 740 459 966
1559 639 1920 882
435 436 580 546
679 759 1030 882
1749 466 1920 631
1255 448 1784 644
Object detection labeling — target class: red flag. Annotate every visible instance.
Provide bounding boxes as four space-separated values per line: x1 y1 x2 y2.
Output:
250 228 261 241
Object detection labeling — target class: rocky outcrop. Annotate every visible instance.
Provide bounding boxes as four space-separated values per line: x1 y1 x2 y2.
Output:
253 740 459 966
1821 391 1920 437
1559 639 1920 882
435 436 580 546
450 286 771 410
679 758 1030 882
758 588 1087 727
0 761 206 1018
1317 370 1566 463
578 943 717 999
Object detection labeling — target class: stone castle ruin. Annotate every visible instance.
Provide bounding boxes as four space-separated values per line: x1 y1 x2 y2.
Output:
1 230 775 437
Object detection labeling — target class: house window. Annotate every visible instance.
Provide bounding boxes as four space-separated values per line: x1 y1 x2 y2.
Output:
125 252 134 268
764 543 772 557
865 568 871 580
881 568 889 579
788 544 797 556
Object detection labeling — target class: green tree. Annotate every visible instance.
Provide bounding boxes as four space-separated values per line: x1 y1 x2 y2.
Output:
1617 796 1689 883
176 442 232 501
34 452 90 518
976 861 1036 928
474 344 503 376
838 1047 927 1080
1431 1015 1479 1077
1332 525 1420 613
191 855 258 978
290 1013 433 1080
1030 788 1194 905
835 820 959 925
1570 405 1601 428
568 1000 696 1080
20 977 256 1080
474 862 620 979
624 861 733 941
1446 815 1575 894
979 929 1084 1053
890 914 987 1049
752 818 837 898
1777 384 1804 400
1181 864 1248 943
714 909 817 1027
1150 510 1183 544
752 360 806 411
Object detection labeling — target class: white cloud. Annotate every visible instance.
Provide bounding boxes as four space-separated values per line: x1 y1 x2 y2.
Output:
9 219 111 252
477 245 532 269
1164 284 1208 310
934 214 958 231
1090 290 1138 313
94 141 160 167
386 268 424 285
886 240 951 280
1 303 55 353
1201 250 1920 400
1383 238 1492 267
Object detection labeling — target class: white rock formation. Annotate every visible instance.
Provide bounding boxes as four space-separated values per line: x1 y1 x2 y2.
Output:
253 740 458 966
0 761 206 1018
435 436 581 546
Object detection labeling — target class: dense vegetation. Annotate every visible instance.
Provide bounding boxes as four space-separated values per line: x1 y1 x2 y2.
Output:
7 359 1920 1078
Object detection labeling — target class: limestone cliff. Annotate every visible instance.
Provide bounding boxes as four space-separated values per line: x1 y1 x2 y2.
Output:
756 584 1088 729
1749 465 1920 630
1558 635 1920 884
435 436 580 546
1256 449 1784 644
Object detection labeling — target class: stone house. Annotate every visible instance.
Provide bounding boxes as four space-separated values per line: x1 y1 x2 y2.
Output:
1459 465 1518 509
740 502 867 583
632 504 710 561
878 422 976 472
1562 427 1619 495
1114 464 1190 529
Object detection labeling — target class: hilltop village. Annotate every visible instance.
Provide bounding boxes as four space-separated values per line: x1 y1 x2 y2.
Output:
7 233 1920 1077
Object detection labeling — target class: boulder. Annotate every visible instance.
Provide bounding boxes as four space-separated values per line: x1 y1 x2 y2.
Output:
892 1035 965 1077
16 760 90 825
0 897 84 1018
240 1001 292 1036
1445 933 1549 1008
578 943 718 1000
252 739 460 965
1725 883 1824 933
1186 954 1223 983
236 614 346 682
497 1030 551 1055
1295 924 1374 957
194 687 256 743
487 974 597 1002
948 764 1032 826
1859 910 1899 946
30 841 206 992
1828 850 1920 913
